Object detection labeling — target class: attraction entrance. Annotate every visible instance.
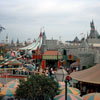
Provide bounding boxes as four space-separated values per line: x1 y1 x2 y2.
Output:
42 50 62 70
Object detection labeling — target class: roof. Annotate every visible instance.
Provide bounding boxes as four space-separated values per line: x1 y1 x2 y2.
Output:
0 43 4 46
73 36 79 42
70 64 100 84
81 40 88 48
43 50 62 56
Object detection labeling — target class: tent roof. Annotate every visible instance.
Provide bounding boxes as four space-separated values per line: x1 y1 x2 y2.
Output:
4 59 22 65
70 64 100 84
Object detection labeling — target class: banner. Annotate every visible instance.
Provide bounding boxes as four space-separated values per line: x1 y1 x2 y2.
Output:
58 60 61 69
42 60 45 69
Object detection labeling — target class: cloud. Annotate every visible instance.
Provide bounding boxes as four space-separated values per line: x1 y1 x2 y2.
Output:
0 0 100 42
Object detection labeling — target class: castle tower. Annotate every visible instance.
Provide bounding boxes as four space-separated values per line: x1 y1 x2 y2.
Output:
88 20 99 39
41 27 47 53
16 38 19 46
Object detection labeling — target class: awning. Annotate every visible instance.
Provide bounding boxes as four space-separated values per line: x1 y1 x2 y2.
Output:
70 64 100 84
43 50 62 60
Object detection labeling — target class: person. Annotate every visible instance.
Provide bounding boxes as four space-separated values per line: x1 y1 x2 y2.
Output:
76 67 79 71
69 78 73 87
83 85 86 95
49 68 53 77
13 69 16 74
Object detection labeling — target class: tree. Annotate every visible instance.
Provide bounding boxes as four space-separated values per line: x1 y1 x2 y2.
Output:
0 25 5 34
16 74 59 100
0 96 4 100
0 88 4 100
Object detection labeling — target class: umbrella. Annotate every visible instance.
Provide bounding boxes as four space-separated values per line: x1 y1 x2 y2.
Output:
58 82 69 95
60 87 80 95
25 64 36 71
59 81 69 88
54 93 83 100
0 87 16 96
83 93 100 100
5 79 19 89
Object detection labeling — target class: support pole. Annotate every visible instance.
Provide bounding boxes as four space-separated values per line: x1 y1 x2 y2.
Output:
65 80 67 100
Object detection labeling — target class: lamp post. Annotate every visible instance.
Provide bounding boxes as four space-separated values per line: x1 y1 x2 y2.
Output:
54 67 67 100
65 80 67 100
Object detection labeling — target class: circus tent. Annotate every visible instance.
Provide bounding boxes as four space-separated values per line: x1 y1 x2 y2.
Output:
19 33 42 51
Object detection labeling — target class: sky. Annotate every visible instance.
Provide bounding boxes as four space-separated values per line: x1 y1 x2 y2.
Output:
0 0 100 43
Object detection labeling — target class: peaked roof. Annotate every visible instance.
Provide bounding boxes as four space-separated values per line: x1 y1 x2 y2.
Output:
81 40 88 48
88 20 99 38
70 64 100 84
73 36 79 42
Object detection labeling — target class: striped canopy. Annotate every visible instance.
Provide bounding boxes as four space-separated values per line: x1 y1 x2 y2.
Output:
60 87 80 95
19 33 42 50
83 93 100 100
0 87 16 96
5 79 19 89
59 81 69 88
54 93 83 100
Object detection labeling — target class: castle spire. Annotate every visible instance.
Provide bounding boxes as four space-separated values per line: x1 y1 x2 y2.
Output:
90 20 95 30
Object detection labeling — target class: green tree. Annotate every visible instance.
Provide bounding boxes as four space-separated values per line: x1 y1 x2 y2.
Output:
16 74 59 100
0 96 3 100
0 87 4 100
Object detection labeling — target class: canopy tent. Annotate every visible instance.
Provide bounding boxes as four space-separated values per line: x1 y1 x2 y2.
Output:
54 93 83 100
19 33 42 51
3 59 22 65
0 87 16 96
59 87 80 95
70 64 100 84
5 79 19 89
83 93 100 100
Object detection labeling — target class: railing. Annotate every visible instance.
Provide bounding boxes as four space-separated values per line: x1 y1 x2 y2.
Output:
0 69 43 77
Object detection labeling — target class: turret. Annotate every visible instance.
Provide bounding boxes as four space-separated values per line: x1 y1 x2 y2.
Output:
88 20 99 39
41 27 47 53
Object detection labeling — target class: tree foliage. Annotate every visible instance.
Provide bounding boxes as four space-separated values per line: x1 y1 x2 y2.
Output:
16 74 59 100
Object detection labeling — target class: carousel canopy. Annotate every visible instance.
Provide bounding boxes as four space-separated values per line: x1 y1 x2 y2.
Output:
3 59 22 65
70 64 100 84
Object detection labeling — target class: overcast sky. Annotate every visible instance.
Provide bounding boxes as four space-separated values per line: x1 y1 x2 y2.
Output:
0 0 100 43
